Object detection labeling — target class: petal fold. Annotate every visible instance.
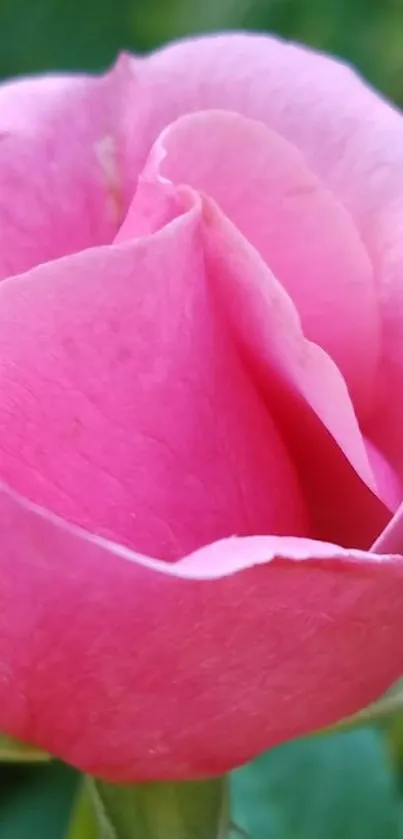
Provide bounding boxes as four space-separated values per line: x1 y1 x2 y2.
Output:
143 109 379 416
119 178 390 544
0 482 402 781
0 202 307 558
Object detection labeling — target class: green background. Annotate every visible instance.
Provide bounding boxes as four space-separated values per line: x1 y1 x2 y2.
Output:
1 0 403 105
1 0 403 836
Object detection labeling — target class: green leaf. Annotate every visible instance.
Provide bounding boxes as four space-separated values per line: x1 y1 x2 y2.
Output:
325 681 403 735
64 781 100 839
0 732 50 762
0 761 79 839
91 776 228 839
231 728 400 839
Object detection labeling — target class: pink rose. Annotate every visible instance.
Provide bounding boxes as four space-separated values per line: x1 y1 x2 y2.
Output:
0 33 403 782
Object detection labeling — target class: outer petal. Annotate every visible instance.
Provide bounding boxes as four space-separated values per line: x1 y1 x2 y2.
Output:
119 179 390 544
123 34 403 489
0 202 308 559
0 62 129 279
141 109 379 417
120 34 399 196
1 482 403 781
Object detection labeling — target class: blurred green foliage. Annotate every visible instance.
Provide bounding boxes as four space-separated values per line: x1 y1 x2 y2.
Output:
1 0 403 837
232 729 403 839
1 0 403 103
0 762 77 839
2 729 403 839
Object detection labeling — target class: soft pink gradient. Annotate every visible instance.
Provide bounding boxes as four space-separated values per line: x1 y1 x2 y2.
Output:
0 34 403 780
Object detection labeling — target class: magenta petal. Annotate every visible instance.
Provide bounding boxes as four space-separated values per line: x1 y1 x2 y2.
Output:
1 482 403 781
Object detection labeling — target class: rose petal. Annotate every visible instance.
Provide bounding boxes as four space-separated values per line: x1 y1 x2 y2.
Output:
0 62 129 278
0 201 308 559
0 481 402 781
119 35 391 195
119 178 390 543
364 438 402 512
123 34 403 493
140 109 379 417
373 502 403 554
124 34 401 204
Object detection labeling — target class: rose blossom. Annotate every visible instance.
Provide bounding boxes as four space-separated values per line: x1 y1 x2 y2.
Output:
0 33 403 781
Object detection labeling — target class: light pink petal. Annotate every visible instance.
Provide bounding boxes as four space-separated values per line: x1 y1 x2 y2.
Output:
119 179 391 543
1 481 403 781
364 438 402 512
373 502 403 554
120 35 396 195
124 34 402 202
365 324 403 497
0 202 308 560
123 34 403 489
0 62 130 279
141 110 379 417
202 196 395 538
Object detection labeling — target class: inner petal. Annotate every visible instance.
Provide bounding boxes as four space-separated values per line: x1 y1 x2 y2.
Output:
141 109 380 421
117 177 390 547
0 207 308 561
